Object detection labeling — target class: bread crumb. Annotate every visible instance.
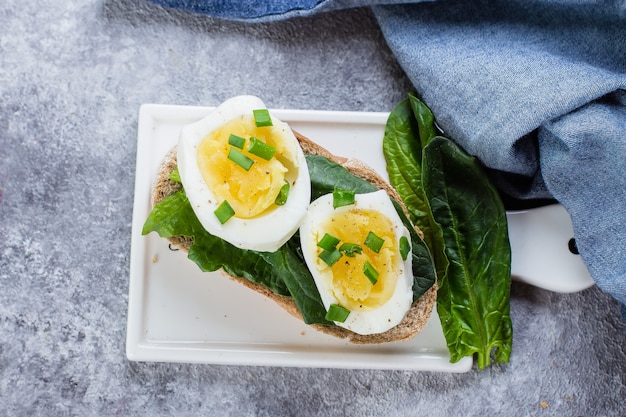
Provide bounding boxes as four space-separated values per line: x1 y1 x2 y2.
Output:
540 401 548 409
152 255 158 264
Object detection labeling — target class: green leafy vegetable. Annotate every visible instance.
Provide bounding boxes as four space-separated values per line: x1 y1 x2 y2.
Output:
423 137 512 368
169 166 181 183
383 93 512 369
408 94 437 148
258 236 331 324
141 190 291 297
306 155 378 199
399 236 411 261
382 97 448 283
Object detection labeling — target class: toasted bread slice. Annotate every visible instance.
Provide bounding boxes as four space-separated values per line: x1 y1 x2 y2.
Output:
150 130 437 344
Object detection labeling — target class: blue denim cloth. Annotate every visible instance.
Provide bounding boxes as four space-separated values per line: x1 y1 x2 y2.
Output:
148 0 626 316
149 0 414 21
371 0 626 319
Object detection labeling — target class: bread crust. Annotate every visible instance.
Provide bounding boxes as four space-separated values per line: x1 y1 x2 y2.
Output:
151 130 436 344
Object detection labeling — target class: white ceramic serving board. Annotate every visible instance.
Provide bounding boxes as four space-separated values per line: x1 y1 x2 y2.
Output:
127 104 593 371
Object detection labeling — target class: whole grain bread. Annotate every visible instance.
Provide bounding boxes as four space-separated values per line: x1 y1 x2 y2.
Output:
151 130 437 344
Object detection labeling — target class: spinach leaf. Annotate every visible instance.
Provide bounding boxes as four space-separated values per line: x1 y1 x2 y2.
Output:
381 98 425 224
382 98 448 289
142 190 291 297
306 154 377 198
383 94 512 369
423 137 512 369
259 234 331 324
408 93 437 148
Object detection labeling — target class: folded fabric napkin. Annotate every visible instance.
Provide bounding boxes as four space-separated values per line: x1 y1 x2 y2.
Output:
148 0 626 317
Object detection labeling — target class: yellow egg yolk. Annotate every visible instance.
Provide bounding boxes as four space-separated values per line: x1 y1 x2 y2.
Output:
196 115 293 219
320 208 398 311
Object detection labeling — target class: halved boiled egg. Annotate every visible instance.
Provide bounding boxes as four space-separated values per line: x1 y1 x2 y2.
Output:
177 95 311 252
299 189 414 335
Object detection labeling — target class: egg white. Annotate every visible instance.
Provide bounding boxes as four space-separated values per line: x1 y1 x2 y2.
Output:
299 189 414 335
177 95 311 252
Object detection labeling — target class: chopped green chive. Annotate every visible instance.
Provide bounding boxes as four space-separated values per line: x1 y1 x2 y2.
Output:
169 166 181 183
364 231 385 253
317 233 341 251
363 261 379 285
248 137 276 160
325 304 350 322
214 200 235 224
274 181 290 206
228 133 246 149
228 147 255 171
253 109 273 127
332 188 355 209
399 236 411 261
338 242 362 257
319 248 342 267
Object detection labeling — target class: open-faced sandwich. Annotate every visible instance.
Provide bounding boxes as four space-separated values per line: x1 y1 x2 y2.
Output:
142 95 437 344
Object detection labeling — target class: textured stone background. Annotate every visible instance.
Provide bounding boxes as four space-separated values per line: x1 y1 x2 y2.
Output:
1 0 624 416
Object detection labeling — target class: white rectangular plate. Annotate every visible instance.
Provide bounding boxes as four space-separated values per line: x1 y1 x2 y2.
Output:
127 104 473 372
